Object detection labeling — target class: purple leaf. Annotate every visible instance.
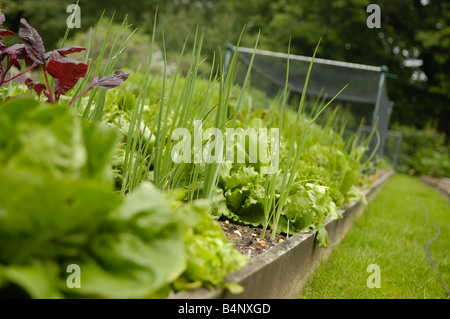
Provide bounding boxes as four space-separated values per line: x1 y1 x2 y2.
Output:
7 43 35 67
56 46 86 55
0 12 13 37
0 29 14 37
25 78 46 98
44 46 86 60
4 43 35 68
0 39 6 51
88 71 131 90
4 44 27 70
18 18 46 65
5 43 25 55
46 51 88 95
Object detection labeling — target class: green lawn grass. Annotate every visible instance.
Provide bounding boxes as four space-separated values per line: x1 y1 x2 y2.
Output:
299 174 450 299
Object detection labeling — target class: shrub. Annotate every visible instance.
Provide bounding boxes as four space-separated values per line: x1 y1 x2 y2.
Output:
392 122 450 177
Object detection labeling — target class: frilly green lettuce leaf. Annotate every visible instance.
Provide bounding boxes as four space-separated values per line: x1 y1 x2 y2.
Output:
174 199 247 292
316 225 330 248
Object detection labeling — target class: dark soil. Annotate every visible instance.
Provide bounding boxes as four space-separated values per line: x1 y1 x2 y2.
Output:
218 220 287 258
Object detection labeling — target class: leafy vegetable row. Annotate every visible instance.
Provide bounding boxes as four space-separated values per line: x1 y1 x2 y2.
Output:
101 72 370 248
0 10 375 298
0 99 246 298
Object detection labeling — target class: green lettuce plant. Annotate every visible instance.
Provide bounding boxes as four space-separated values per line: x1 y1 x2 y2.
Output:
0 98 246 298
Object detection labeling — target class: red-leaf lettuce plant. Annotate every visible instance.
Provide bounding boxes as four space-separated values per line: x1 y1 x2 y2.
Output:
0 12 130 104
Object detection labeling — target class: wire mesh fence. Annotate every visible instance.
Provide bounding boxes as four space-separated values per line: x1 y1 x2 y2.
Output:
225 45 397 160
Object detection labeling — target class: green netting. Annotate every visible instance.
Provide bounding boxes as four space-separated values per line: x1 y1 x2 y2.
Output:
226 46 394 158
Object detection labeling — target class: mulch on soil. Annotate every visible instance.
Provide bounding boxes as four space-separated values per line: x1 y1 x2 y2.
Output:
218 220 287 258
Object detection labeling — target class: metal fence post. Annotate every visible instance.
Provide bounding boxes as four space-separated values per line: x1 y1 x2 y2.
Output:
372 65 397 159
224 43 233 79
370 66 387 157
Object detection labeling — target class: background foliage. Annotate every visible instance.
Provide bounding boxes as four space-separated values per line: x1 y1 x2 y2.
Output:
1 0 449 157
390 122 450 177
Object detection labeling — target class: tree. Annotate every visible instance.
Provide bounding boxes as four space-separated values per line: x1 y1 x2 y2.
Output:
2 0 449 137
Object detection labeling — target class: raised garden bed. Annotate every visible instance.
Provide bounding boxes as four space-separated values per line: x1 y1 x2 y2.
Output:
173 168 395 299
421 175 450 202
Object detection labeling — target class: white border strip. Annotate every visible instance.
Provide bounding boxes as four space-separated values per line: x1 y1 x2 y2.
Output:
232 46 382 72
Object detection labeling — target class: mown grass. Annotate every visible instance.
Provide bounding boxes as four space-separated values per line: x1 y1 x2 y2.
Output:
299 174 450 299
